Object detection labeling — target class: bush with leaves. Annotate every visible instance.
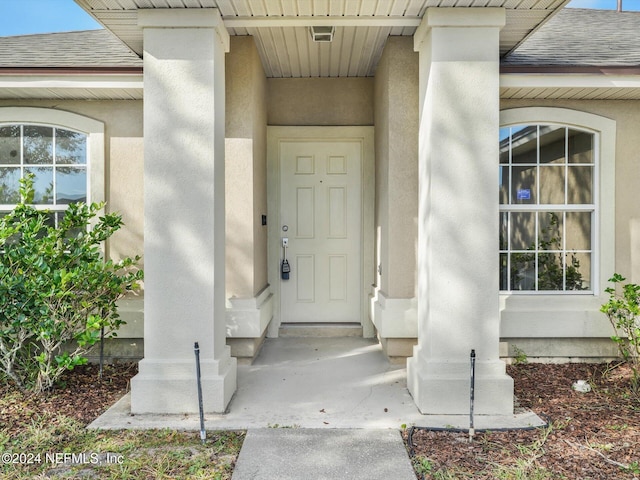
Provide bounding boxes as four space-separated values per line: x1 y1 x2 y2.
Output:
0 175 142 393
601 274 640 393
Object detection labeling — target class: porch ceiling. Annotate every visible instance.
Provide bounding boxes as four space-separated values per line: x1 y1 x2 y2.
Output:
74 0 570 78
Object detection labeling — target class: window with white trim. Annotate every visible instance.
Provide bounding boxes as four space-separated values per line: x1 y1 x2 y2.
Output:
0 124 89 226
499 125 595 293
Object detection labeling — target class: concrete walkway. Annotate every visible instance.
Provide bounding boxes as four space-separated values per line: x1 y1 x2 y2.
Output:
231 428 416 480
90 337 545 479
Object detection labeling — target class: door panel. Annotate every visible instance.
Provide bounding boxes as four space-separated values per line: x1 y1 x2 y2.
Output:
280 141 361 323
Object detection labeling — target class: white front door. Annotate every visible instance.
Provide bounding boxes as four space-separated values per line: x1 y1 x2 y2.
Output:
279 140 362 323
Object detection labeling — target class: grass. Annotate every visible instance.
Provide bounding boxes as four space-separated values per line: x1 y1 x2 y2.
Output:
0 413 244 479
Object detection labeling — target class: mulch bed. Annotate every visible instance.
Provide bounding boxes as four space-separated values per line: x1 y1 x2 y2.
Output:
407 362 640 479
1 363 137 437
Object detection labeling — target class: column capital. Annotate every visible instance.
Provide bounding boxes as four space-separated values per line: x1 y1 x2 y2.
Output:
414 7 506 52
138 8 230 52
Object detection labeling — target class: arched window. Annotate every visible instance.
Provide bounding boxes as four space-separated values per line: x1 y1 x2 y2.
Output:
499 108 615 298
499 125 595 292
0 108 104 224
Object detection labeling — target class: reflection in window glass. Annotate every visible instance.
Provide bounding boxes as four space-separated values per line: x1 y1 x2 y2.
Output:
56 167 87 204
568 129 593 164
0 167 21 204
499 124 595 293
538 166 565 204
567 166 593 204
0 124 88 227
0 126 20 165
25 167 54 204
24 126 53 165
539 126 565 165
56 130 86 165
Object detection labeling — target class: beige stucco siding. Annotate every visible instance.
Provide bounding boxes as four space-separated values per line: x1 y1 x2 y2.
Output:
226 36 269 299
373 37 419 299
267 78 374 126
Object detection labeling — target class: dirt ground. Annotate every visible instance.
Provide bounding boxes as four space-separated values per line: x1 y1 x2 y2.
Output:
407 362 640 479
2 361 639 479
1 363 137 437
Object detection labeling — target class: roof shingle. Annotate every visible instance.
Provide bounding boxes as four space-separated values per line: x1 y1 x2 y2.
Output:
0 29 142 69
503 8 640 68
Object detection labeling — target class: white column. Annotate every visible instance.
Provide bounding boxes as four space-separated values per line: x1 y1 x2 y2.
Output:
407 8 513 415
130 9 236 413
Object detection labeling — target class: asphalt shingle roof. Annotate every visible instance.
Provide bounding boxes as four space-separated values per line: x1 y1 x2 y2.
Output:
0 29 142 69
503 8 640 68
0 9 639 70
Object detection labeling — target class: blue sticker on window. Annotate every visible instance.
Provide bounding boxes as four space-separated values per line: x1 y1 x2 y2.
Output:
517 189 531 200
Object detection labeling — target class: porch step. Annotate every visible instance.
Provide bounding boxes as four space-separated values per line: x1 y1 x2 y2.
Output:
279 323 363 338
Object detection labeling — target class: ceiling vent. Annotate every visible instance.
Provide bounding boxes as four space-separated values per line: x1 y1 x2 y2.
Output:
309 26 335 42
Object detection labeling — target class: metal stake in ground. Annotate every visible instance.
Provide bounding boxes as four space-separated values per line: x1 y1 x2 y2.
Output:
194 342 206 444
469 349 476 442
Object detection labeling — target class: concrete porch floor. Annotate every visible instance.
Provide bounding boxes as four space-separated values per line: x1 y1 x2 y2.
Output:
90 336 544 431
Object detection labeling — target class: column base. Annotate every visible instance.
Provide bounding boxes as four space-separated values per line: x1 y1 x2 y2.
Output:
407 356 513 415
130 356 237 414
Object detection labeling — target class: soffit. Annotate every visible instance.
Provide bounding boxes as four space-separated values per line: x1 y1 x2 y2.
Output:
500 73 640 100
74 0 569 78
0 74 144 100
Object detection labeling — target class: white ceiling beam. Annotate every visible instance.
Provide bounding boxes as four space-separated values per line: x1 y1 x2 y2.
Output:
224 16 422 28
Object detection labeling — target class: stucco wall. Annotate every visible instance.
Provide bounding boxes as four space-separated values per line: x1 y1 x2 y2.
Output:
267 78 374 126
226 36 269 299
373 37 419 299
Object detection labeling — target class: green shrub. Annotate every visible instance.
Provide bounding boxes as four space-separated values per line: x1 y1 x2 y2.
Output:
0 175 142 393
601 274 640 393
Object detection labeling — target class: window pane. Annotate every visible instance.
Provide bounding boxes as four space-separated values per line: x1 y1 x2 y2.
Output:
539 126 565 165
567 166 593 204
0 167 21 203
25 167 54 204
56 129 86 165
568 129 593 164
511 126 537 164
538 212 563 251
510 211 535 250
566 212 591 250
499 128 510 164
500 253 508 290
0 126 20 165
500 212 508 250
511 166 536 204
23 126 53 165
537 250 564 291
499 166 509 204
567 252 590 290
510 252 535 290
56 167 86 204
539 166 565 204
